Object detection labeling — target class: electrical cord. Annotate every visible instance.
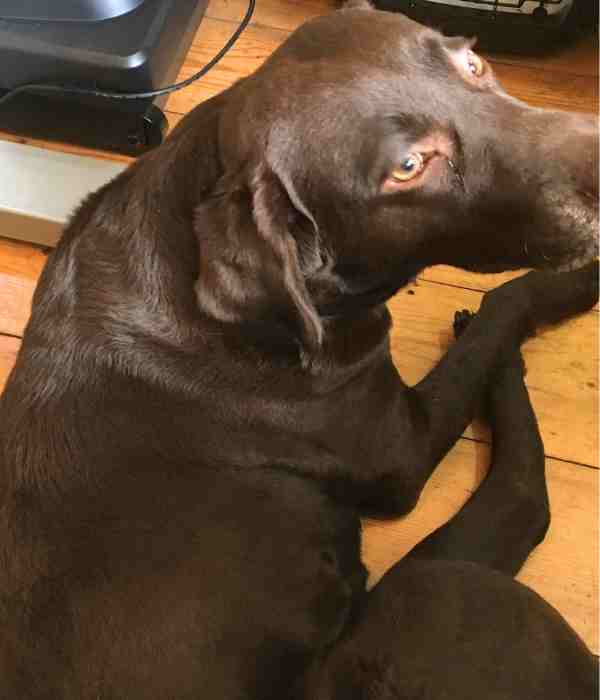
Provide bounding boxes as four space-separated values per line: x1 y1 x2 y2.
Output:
0 0 255 108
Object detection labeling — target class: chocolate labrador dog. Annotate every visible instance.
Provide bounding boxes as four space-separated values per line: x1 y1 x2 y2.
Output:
0 3 597 698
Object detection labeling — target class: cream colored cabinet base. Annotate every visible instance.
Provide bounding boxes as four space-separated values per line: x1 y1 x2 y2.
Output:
0 141 126 247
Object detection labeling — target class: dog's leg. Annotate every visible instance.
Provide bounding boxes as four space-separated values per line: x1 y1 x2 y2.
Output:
405 310 549 576
394 261 598 509
302 333 598 698
413 262 598 466
348 262 597 518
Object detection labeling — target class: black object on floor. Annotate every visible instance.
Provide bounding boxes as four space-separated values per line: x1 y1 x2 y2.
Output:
0 0 208 154
373 1 598 53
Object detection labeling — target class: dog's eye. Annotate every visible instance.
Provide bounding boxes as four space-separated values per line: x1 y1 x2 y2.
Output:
466 50 485 78
391 153 425 182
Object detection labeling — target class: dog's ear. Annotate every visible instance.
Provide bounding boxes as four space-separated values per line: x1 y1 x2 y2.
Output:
194 164 323 354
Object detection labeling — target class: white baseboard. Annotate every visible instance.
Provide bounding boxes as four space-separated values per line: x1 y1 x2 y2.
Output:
0 141 127 247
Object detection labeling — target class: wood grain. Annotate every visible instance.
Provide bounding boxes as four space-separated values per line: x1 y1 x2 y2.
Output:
491 61 598 113
205 0 333 32
420 266 600 316
362 439 599 653
485 33 599 78
164 111 185 133
166 18 288 115
0 334 19 393
389 280 599 467
421 266 537 293
0 237 46 337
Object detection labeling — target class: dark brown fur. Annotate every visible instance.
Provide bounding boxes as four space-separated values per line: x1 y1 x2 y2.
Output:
0 5 598 698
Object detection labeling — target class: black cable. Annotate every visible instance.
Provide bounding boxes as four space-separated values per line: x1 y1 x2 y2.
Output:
0 0 255 108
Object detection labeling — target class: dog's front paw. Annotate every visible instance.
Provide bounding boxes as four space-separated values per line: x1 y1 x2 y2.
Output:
453 309 476 340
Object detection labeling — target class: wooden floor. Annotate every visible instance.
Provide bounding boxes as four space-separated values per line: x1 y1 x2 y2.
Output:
0 0 598 652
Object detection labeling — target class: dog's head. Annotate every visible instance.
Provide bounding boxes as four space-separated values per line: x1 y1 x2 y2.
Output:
193 4 598 352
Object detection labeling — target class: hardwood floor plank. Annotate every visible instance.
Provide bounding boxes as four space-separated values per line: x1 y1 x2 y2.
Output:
362 438 599 653
485 33 599 78
0 238 46 337
420 266 533 293
0 334 19 392
166 18 288 115
205 0 333 32
0 237 46 281
420 266 600 315
491 61 598 113
0 275 35 338
164 111 185 133
388 280 598 467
